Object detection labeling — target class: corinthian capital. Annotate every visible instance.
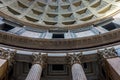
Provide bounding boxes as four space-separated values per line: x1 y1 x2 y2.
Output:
0 48 16 66
32 53 47 66
67 52 83 65
98 48 118 59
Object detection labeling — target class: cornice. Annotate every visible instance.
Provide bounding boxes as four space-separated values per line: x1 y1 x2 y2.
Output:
0 28 119 50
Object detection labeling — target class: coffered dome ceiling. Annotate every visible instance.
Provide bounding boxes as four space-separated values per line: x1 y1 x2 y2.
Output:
0 0 120 30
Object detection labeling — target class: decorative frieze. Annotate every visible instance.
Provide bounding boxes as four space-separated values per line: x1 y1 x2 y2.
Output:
0 28 120 50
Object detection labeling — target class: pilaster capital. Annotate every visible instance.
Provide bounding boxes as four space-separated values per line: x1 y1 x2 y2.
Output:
97 48 118 59
0 48 16 66
32 53 47 67
67 52 83 65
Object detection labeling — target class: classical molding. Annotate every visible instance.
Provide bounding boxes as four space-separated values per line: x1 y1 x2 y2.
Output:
32 53 47 67
0 28 120 51
67 52 83 65
0 48 16 66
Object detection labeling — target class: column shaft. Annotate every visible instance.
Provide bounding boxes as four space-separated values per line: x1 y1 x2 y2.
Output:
72 63 87 80
25 64 42 80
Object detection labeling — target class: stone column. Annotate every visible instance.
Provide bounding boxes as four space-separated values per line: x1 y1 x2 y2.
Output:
25 53 46 80
25 64 42 80
67 53 87 80
72 63 87 80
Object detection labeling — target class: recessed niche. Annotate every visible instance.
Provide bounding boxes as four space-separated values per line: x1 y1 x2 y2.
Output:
19 0 34 6
44 13 58 22
85 0 96 4
47 64 68 76
17 1 28 8
47 13 58 18
80 15 95 21
61 13 75 22
52 64 64 71
7 7 21 15
83 63 88 69
62 20 76 25
32 9 43 16
52 34 64 38
76 8 87 14
0 1 3 4
73 1 82 7
44 21 57 25
34 1 46 11
61 0 70 3
26 9 43 19
102 22 117 31
48 5 58 12
60 5 72 12
51 0 58 4
72 1 85 10
9 1 28 12
90 0 101 8
92 1 109 11
1 23 14 31
37 1 46 7
98 4 112 14
76 9 92 18
25 16 39 22
62 13 72 17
